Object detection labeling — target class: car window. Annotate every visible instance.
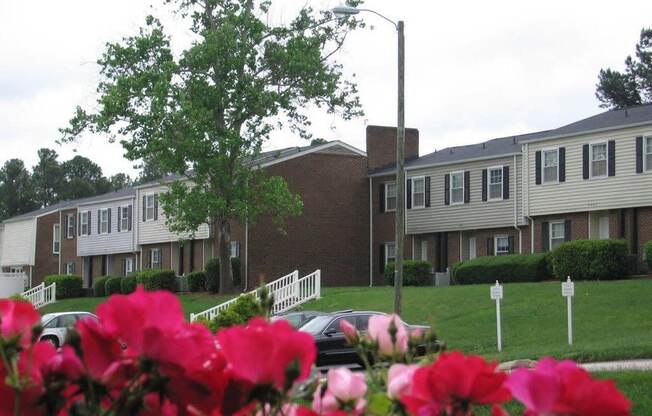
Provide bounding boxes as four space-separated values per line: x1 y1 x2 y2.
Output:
300 315 333 334
58 315 77 328
76 314 98 323
355 315 372 331
326 317 355 333
43 317 59 329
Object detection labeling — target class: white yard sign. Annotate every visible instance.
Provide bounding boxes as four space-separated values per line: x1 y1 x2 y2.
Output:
562 277 574 345
490 281 503 352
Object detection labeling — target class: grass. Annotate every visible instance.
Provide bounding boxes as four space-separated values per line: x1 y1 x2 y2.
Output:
305 279 652 363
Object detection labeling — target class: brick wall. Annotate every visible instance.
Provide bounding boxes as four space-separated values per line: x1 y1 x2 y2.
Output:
110 252 138 277
141 243 172 271
60 208 81 277
366 126 419 171
33 212 60 285
532 212 589 253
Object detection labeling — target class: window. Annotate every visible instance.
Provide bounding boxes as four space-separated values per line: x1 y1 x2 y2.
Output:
80 211 89 235
230 241 240 258
590 142 608 178
646 136 652 172
450 171 464 204
151 249 161 269
385 182 397 211
120 206 130 232
53 224 60 254
10 267 23 274
65 262 75 275
385 242 396 265
411 177 425 208
66 214 75 238
125 258 133 275
99 209 109 234
495 235 509 255
488 167 503 200
542 149 559 183
326 317 355 333
550 221 566 250
145 195 156 221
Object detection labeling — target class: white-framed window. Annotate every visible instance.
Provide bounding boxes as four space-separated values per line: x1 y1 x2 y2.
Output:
125 258 134 275
120 205 130 232
550 221 566 250
230 241 240 258
99 209 109 234
80 211 89 236
495 235 509 255
53 224 60 254
9 267 23 274
65 262 75 275
385 182 397 212
411 176 425 208
542 148 559 183
450 171 464 204
66 214 75 238
385 242 396 265
645 136 652 172
488 166 503 200
145 194 156 221
150 249 161 269
590 142 608 178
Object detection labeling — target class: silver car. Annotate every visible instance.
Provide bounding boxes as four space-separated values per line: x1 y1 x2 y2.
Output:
40 312 99 348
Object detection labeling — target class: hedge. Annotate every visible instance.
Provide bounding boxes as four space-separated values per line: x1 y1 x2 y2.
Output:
121 275 137 294
136 269 176 292
44 275 82 299
645 240 652 270
384 260 432 286
550 239 629 281
206 258 241 293
187 272 206 292
452 254 550 285
203 294 263 332
105 277 122 296
93 276 110 297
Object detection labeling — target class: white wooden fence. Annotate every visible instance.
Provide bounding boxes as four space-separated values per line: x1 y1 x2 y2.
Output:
190 269 321 322
0 272 28 298
21 282 57 309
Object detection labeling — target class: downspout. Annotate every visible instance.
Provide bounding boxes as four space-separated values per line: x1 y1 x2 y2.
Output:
368 177 373 287
58 210 62 274
244 220 249 291
512 155 522 253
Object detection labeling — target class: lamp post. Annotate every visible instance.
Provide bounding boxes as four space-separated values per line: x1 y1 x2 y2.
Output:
333 5 405 315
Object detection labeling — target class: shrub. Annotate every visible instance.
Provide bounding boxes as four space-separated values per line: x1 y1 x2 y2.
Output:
452 254 550 285
645 240 652 270
205 294 264 332
205 258 241 293
93 276 110 297
136 269 176 292
44 275 82 299
384 260 432 286
121 275 137 294
105 277 122 296
551 239 629 281
9 293 27 302
187 271 206 292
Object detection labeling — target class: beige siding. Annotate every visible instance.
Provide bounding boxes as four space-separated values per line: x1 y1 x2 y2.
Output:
407 155 523 234
526 126 652 216
77 197 136 256
0 219 36 266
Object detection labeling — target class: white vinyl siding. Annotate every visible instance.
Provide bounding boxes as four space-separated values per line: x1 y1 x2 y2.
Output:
385 182 397 211
488 167 503 200
0 219 36 267
450 171 464 204
542 149 559 183
550 221 565 250
495 235 509 255
590 142 608 178
66 214 75 238
77 198 136 257
646 136 652 172
385 242 396 265
411 176 425 208
52 224 60 254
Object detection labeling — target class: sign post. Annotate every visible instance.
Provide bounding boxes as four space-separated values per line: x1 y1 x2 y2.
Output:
562 276 575 345
490 280 504 352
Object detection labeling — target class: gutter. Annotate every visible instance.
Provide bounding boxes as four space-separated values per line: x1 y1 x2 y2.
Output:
519 119 652 144
368 177 373 287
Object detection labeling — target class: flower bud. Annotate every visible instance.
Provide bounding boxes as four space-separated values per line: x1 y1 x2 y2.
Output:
339 319 358 345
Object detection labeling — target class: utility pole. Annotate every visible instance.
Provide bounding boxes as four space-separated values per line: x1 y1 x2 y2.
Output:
394 20 405 315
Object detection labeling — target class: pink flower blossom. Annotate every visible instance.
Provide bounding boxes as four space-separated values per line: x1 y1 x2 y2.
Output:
339 318 358 344
0 299 40 348
312 368 367 414
387 364 418 399
367 314 408 356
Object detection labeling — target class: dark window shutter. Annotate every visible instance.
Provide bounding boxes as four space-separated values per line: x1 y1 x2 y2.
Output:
503 166 510 199
97 210 101 234
636 136 644 173
379 244 385 272
117 207 122 232
154 194 159 220
379 184 385 212
508 236 515 254
71 215 76 237
158 249 163 269
87 211 91 235
487 238 494 256
121 259 126 276
128 205 133 231
406 179 412 209
564 220 572 242
71 262 75 273
464 171 470 203
107 208 112 234
559 147 566 182
535 151 542 185
444 174 450 205
541 222 549 251
608 140 616 177
78 213 81 237
424 176 431 207
481 169 488 201
63 215 68 238
142 196 146 221
582 144 589 179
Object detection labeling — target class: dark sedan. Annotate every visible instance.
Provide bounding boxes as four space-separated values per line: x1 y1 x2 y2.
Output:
299 310 431 367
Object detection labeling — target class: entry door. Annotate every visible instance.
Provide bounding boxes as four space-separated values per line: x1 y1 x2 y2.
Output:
599 216 610 239
469 237 477 260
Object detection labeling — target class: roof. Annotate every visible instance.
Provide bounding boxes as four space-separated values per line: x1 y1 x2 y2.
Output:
370 103 652 176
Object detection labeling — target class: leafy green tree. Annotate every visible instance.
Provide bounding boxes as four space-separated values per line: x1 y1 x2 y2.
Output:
31 148 64 207
61 156 110 200
135 156 168 185
109 173 133 191
60 0 364 292
0 159 39 220
596 28 652 109
310 138 329 146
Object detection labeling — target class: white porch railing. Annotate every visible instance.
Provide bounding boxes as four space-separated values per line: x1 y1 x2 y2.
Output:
21 282 57 309
190 269 321 322
0 272 28 298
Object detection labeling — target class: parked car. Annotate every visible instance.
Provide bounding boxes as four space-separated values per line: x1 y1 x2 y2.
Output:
299 310 431 367
40 312 99 348
271 310 327 328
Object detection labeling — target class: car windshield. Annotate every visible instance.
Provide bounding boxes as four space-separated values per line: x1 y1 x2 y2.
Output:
41 314 55 324
299 315 332 334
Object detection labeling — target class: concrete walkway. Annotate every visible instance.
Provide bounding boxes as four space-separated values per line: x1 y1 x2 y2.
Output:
581 359 652 372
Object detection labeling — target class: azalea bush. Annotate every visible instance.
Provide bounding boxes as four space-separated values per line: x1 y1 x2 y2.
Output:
0 288 632 415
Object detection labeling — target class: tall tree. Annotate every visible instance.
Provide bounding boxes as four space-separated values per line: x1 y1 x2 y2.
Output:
0 159 39 220
61 156 110 200
109 173 133 191
596 28 652 109
135 156 168 185
60 0 364 292
31 148 64 208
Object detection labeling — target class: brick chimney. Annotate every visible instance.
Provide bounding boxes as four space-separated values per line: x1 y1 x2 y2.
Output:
366 125 419 172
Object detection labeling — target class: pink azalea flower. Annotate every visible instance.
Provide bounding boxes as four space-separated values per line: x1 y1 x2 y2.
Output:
313 368 367 414
0 299 40 348
367 314 408 356
387 364 418 399
339 319 358 344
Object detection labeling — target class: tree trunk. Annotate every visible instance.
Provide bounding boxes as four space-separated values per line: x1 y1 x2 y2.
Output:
217 218 235 294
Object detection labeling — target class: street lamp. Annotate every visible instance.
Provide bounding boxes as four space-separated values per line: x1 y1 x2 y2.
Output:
333 5 406 315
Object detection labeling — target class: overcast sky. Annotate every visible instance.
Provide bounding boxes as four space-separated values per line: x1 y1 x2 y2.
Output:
1 0 651 177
